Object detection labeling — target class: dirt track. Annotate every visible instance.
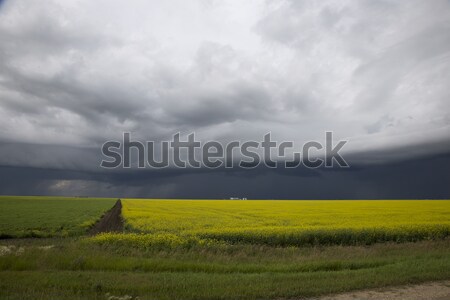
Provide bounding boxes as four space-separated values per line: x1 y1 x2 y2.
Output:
309 280 450 300
89 199 123 235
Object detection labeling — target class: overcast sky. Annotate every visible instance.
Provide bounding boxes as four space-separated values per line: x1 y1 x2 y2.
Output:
0 0 449 198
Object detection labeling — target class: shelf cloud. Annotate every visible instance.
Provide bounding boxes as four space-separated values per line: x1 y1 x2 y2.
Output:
0 0 449 198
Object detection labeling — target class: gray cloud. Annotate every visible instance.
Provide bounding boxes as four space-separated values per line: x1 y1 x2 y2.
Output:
1 151 448 199
0 0 449 197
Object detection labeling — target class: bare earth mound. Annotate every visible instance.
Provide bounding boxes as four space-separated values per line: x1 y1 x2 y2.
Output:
310 280 450 300
89 199 123 235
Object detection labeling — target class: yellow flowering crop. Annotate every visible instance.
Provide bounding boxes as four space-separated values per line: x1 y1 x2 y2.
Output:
112 199 450 247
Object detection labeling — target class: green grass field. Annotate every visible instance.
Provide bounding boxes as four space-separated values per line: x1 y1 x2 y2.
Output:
0 197 449 299
1 238 449 299
0 196 116 238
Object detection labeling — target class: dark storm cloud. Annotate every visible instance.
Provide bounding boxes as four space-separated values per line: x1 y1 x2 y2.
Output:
0 142 99 171
0 1 450 198
1 150 448 199
0 0 448 151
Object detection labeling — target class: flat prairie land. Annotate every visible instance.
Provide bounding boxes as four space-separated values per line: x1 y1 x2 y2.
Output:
99 199 450 247
0 196 116 238
0 198 449 300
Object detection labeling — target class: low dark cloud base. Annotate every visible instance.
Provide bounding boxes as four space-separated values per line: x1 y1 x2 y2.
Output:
1 152 449 199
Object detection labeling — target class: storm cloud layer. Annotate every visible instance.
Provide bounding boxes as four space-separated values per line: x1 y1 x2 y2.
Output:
0 0 449 198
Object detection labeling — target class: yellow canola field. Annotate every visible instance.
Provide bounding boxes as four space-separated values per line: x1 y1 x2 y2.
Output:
96 200 450 247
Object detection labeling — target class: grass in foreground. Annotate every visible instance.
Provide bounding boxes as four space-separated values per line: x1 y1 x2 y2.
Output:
0 196 116 238
0 238 449 300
